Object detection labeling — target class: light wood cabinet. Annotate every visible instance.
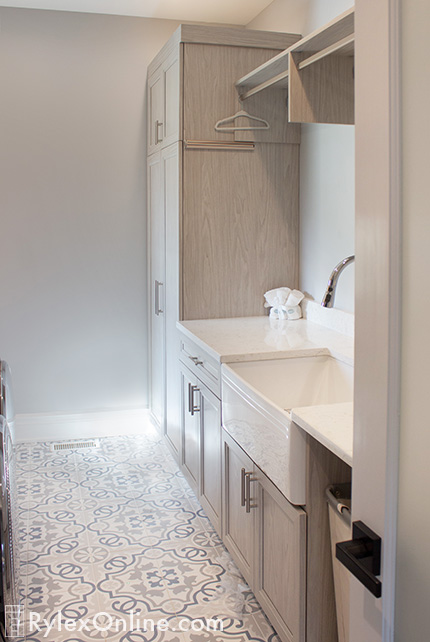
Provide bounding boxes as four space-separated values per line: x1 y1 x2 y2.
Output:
235 8 355 125
148 143 180 450
222 430 307 642
148 151 165 430
199 382 222 533
163 143 181 456
147 49 180 155
255 470 306 642
148 25 301 458
180 364 200 492
222 425 352 642
222 431 255 585
179 355 222 535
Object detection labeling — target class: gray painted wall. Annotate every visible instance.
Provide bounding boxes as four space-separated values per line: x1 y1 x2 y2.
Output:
0 8 179 414
248 0 355 313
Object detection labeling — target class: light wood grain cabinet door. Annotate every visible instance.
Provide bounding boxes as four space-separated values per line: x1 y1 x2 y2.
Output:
148 51 180 156
255 472 307 642
148 68 164 155
148 152 165 430
163 144 181 459
222 431 255 586
199 382 222 536
181 365 200 493
163 50 180 147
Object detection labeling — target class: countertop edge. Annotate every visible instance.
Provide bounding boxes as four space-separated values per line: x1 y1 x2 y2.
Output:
291 405 353 467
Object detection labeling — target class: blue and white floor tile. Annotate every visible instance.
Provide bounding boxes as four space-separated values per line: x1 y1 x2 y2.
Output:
15 424 280 642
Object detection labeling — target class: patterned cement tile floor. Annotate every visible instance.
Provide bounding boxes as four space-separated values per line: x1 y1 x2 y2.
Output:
14 422 280 642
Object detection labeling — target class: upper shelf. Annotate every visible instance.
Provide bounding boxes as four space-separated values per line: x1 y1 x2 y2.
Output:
236 7 355 101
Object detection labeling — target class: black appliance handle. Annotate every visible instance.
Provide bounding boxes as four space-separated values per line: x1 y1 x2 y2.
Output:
336 520 382 598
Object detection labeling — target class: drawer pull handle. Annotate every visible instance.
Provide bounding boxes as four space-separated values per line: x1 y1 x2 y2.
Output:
154 280 163 315
245 472 257 513
241 468 246 507
155 120 163 144
189 356 203 366
189 384 200 416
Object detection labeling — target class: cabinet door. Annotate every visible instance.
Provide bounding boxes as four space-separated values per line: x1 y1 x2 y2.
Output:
148 51 180 156
164 144 181 458
148 152 165 430
222 431 255 586
181 365 200 493
148 67 164 155
163 50 181 148
199 382 222 536
255 472 307 642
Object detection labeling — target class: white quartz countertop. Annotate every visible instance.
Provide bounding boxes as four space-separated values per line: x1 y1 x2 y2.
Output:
178 316 353 366
291 402 353 467
178 315 354 466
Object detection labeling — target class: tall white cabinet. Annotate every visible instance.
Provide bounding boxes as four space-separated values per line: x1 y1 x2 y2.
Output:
147 25 301 459
148 143 180 456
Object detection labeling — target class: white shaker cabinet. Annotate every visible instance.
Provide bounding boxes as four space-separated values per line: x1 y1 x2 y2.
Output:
147 49 180 156
148 142 180 446
147 152 165 430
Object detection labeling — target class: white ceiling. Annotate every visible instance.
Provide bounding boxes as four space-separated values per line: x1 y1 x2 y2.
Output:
0 0 276 25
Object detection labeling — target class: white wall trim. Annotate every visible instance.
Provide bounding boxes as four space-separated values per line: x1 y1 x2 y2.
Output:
15 408 150 442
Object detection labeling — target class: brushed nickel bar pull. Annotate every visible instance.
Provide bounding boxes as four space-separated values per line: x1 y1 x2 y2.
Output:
190 385 200 416
155 120 163 144
245 472 257 513
187 382 192 414
241 468 246 507
154 280 163 315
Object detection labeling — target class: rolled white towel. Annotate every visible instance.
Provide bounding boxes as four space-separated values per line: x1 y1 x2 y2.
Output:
264 287 291 308
286 289 304 307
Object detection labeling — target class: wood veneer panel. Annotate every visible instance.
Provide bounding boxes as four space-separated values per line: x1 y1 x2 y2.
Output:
180 24 300 50
182 143 299 320
289 51 354 124
183 44 300 144
305 436 352 642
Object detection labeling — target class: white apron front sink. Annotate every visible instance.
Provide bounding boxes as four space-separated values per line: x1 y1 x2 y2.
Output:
221 355 353 505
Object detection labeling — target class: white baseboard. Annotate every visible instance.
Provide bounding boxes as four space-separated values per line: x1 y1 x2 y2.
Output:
15 408 150 443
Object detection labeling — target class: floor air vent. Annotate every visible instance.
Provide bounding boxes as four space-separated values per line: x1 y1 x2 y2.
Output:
50 440 100 452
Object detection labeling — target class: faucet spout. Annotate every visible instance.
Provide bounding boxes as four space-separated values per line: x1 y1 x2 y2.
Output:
321 255 355 308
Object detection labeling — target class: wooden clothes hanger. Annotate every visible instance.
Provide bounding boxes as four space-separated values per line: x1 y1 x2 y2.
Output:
214 109 270 132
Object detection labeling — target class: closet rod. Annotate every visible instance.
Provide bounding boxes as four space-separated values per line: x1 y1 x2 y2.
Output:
184 140 255 151
238 69 289 101
297 35 355 70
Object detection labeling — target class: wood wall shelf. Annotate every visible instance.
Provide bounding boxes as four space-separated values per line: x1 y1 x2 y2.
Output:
236 7 355 124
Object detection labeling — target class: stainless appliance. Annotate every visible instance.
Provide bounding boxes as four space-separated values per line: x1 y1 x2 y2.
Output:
0 362 20 640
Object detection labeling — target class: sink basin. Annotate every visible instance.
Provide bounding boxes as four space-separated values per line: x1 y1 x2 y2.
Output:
227 355 353 410
221 355 353 505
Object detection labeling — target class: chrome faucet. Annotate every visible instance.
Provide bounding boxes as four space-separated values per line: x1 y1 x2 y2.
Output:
321 255 355 308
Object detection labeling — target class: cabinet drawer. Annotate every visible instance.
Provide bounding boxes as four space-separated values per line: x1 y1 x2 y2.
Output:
179 336 220 398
